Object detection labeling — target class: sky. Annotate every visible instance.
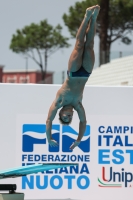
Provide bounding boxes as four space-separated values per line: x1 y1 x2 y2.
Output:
0 0 133 78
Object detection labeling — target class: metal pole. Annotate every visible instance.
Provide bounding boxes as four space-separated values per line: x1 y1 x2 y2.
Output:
119 51 122 58
62 71 65 84
25 57 28 83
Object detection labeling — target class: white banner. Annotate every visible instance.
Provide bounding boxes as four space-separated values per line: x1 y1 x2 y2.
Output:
0 84 133 199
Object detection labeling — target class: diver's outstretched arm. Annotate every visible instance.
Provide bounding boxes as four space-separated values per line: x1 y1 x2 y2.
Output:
70 103 86 150
46 101 59 146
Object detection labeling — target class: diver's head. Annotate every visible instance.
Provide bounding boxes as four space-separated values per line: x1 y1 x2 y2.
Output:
59 105 74 125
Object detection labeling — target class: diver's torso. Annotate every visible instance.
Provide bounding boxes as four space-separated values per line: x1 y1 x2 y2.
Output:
56 76 88 107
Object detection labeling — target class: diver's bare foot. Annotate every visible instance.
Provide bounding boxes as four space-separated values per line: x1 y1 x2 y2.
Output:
92 5 100 19
85 5 97 20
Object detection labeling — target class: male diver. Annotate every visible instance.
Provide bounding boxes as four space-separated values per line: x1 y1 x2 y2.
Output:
46 5 100 150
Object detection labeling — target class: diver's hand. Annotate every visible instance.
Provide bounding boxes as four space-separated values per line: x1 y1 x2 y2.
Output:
70 140 80 150
48 139 58 147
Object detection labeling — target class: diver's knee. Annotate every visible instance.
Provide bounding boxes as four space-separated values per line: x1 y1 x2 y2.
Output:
75 39 84 50
85 41 94 50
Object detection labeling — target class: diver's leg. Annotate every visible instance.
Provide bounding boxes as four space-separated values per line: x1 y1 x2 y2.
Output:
68 6 97 72
82 5 100 73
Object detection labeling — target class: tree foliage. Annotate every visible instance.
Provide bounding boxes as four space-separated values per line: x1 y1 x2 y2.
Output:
10 20 70 81
63 0 133 65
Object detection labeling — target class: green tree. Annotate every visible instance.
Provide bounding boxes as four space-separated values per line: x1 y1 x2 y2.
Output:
10 20 70 81
63 0 133 66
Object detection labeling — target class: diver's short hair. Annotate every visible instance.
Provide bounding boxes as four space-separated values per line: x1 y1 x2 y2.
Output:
59 109 72 125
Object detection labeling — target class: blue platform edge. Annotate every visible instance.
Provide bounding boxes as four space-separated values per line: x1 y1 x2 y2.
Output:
0 163 78 179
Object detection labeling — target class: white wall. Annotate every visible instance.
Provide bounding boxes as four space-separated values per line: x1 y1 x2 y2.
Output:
0 84 133 200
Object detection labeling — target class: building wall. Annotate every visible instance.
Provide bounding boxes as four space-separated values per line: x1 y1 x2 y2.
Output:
3 72 30 83
2 71 53 84
45 74 53 84
36 72 53 84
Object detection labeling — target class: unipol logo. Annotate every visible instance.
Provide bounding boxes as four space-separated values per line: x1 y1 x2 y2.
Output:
22 124 90 153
